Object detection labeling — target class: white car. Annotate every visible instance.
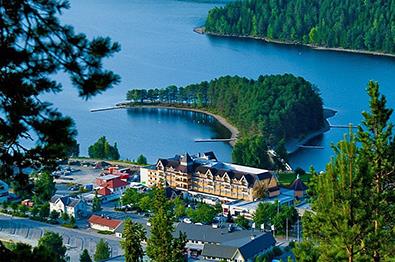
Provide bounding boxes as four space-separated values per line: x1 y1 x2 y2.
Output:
183 218 192 224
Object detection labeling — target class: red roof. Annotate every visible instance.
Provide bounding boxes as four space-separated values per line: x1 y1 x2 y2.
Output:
88 215 122 229
97 187 112 196
105 178 128 189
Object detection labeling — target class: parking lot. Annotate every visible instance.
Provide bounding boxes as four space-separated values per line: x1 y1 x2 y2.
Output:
0 214 122 261
54 165 103 186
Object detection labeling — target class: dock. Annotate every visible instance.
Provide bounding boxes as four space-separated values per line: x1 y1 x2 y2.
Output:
298 145 324 149
329 124 358 129
90 106 122 112
194 138 236 143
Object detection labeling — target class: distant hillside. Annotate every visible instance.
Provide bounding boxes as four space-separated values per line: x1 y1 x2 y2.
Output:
204 0 395 55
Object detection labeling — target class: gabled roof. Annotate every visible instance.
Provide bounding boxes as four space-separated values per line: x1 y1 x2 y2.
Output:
88 215 122 229
202 232 276 260
237 232 276 259
174 223 263 244
201 244 237 259
289 176 308 191
97 187 112 196
105 178 129 189
180 153 193 164
50 195 85 207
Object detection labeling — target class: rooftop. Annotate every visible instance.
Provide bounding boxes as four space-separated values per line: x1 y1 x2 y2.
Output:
97 174 119 181
174 222 264 244
88 215 122 229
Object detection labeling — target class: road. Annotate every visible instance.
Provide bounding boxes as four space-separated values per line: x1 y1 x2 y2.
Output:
0 214 122 262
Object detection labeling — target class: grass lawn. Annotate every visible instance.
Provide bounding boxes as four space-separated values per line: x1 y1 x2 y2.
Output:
277 172 312 186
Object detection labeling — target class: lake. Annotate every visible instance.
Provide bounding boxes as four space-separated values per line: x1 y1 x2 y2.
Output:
48 0 395 171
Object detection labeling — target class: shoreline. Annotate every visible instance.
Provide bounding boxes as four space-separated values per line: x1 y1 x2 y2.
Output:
94 103 336 152
108 103 240 147
194 27 395 59
285 108 336 154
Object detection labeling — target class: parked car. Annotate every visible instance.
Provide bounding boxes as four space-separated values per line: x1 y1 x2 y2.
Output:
68 186 79 191
183 218 192 224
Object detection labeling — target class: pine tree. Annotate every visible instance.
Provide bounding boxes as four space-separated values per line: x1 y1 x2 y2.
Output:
0 1 120 193
120 219 146 262
94 239 110 262
80 249 92 262
303 132 372 261
146 188 186 262
357 81 395 261
92 192 102 212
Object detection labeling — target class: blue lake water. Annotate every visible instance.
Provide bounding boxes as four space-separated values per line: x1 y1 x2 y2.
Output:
47 0 395 171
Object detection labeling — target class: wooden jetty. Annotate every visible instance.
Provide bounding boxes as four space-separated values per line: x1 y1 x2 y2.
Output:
195 138 236 143
298 145 324 149
329 124 358 129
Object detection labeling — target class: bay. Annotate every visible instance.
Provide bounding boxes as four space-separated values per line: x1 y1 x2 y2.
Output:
47 0 395 171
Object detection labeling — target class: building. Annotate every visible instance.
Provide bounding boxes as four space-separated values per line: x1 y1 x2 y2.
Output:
0 180 9 203
174 222 276 260
201 232 276 261
88 214 122 232
223 187 295 219
49 195 88 218
289 175 308 198
142 152 280 202
96 175 129 202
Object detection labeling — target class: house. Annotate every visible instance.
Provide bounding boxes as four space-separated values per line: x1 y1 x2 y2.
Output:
114 222 124 238
201 232 276 262
88 214 122 232
143 152 280 202
289 175 308 198
174 222 275 258
49 195 88 218
96 175 129 202
0 180 9 203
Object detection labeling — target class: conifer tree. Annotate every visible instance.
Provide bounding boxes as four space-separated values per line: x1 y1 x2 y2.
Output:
94 239 110 262
146 188 186 262
0 0 120 193
80 249 92 262
120 219 146 262
357 81 395 261
303 132 372 262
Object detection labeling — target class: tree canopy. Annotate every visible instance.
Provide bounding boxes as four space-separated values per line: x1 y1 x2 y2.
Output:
0 0 120 194
205 0 395 55
88 136 120 160
300 82 395 261
120 219 146 262
94 239 110 262
126 74 323 169
146 188 186 262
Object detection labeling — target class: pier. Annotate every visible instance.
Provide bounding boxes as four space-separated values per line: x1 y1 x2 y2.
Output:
90 106 122 112
298 145 324 149
329 124 358 129
194 138 236 143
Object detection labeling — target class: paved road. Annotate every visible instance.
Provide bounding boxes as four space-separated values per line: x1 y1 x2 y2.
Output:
0 214 122 262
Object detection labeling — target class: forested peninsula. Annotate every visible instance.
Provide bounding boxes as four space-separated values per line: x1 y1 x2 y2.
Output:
204 0 395 56
124 74 324 169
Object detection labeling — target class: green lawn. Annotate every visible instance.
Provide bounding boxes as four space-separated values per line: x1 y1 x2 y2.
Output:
277 172 312 186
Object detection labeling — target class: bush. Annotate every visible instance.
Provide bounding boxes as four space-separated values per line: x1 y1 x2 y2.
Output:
62 223 78 229
97 230 113 235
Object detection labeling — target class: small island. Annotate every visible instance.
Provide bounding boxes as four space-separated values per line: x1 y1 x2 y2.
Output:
122 74 325 170
201 0 395 57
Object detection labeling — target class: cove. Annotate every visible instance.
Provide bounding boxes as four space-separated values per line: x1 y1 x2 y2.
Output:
47 0 395 171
